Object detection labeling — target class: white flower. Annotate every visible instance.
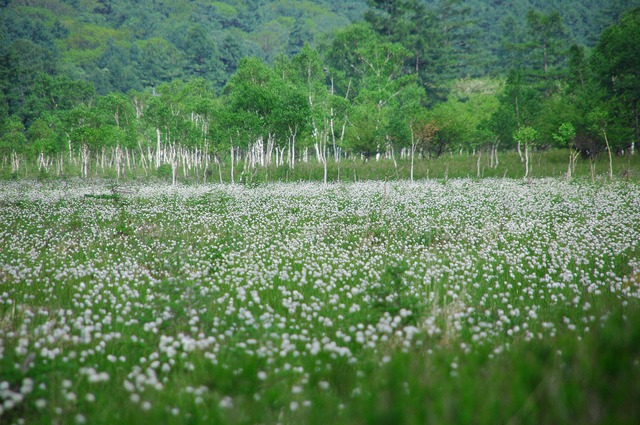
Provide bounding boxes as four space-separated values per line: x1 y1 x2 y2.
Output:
219 396 233 409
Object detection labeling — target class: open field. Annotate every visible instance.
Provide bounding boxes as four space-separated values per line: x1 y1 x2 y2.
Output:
1 178 640 424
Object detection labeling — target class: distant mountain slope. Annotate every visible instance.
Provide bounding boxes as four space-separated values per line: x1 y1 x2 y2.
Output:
1 0 637 95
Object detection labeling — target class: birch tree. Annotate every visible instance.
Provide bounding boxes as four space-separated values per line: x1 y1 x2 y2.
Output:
513 125 538 180
552 122 577 179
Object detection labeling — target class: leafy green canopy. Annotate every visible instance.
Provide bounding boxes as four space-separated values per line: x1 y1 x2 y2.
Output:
1 1 640 162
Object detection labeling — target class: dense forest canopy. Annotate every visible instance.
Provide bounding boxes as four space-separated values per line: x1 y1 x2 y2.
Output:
1 0 640 180
1 0 634 94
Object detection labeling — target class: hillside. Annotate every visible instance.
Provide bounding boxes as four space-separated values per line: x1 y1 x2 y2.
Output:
0 0 367 94
1 0 637 97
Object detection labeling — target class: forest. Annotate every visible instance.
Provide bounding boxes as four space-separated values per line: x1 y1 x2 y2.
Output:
1 0 640 181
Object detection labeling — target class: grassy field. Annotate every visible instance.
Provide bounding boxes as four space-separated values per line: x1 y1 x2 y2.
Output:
3 149 640 183
1 178 639 424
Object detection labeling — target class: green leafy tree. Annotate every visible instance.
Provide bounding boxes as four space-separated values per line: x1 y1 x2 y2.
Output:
498 14 529 73
552 122 577 149
433 0 477 80
327 23 413 158
219 31 254 77
552 122 578 178
567 44 588 91
525 9 567 77
225 57 282 168
0 39 58 120
135 38 184 88
587 108 616 179
285 44 329 166
60 104 106 177
173 25 225 87
500 8 568 94
28 112 65 156
534 91 581 146
490 70 541 160
24 73 95 125
94 91 137 178
513 125 538 179
365 0 417 39
324 23 378 98
0 115 27 172
96 39 141 93
386 82 427 180
591 7 640 154
364 0 474 102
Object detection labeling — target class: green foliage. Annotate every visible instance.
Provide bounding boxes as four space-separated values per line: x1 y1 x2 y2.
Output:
156 163 173 180
428 90 499 153
27 112 65 155
552 122 576 148
591 7 640 150
486 70 541 149
524 9 566 77
0 115 27 155
135 37 185 87
513 126 539 146
534 93 580 146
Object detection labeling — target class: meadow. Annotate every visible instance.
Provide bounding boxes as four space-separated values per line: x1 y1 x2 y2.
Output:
1 177 639 424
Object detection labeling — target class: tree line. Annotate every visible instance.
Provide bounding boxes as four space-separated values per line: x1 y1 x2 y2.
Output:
1 2 639 182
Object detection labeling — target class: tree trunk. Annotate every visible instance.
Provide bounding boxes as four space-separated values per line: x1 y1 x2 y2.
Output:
81 144 89 178
314 142 324 164
410 127 416 182
490 144 499 169
633 99 638 155
156 128 161 167
12 151 21 174
115 145 121 181
517 141 524 162
353 156 357 182
230 145 235 184
266 134 274 167
524 142 530 179
291 135 296 169
603 128 613 179
323 124 328 185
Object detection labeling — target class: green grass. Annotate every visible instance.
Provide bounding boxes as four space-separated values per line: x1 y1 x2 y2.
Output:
2 149 640 183
0 179 639 424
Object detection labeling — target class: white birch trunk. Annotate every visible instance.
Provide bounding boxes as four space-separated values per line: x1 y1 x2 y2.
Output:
524 143 530 180
230 145 235 184
603 129 613 179
156 128 161 167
